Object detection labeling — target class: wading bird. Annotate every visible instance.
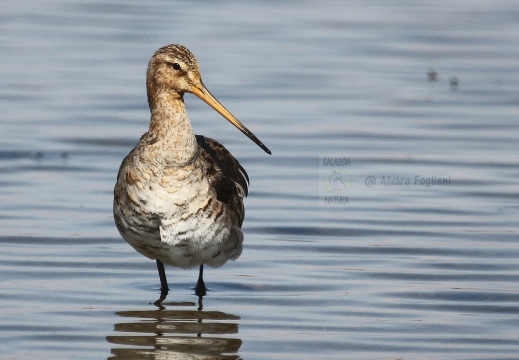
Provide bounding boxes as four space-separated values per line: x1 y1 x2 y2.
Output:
113 44 270 297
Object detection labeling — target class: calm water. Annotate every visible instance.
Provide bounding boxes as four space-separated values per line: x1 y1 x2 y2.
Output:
1 0 518 359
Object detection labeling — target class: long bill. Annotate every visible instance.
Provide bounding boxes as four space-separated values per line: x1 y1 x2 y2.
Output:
190 81 271 155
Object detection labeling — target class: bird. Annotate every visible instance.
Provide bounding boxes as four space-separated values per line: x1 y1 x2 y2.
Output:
113 44 271 297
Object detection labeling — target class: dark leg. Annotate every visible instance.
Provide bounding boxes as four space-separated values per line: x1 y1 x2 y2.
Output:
196 295 204 337
194 264 207 296
156 259 169 294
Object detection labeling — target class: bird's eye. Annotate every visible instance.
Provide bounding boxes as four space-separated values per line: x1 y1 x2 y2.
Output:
171 63 181 70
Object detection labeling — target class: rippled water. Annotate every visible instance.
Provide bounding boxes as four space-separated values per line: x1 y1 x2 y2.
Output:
1 0 518 359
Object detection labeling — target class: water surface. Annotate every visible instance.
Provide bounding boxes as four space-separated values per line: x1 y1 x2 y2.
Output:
1 0 518 359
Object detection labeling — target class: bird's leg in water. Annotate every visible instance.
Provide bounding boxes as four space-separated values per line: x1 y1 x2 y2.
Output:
195 264 207 296
156 259 169 294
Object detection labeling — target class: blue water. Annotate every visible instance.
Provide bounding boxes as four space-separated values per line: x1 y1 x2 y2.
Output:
1 0 518 359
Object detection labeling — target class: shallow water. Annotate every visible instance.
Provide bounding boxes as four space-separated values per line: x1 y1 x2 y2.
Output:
1 0 518 359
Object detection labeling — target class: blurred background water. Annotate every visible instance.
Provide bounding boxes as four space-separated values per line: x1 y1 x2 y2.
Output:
1 0 518 359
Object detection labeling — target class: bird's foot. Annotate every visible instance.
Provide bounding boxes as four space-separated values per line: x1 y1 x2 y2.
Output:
153 287 169 307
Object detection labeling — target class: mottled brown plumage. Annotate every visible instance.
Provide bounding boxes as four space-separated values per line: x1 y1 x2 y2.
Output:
113 44 270 297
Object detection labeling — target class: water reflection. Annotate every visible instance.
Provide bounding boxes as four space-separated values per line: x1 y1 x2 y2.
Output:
107 296 242 359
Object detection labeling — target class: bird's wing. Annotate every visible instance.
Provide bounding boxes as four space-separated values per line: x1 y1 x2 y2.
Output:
196 135 249 226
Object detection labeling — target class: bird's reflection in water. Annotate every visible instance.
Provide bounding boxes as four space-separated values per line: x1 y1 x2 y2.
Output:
107 295 242 359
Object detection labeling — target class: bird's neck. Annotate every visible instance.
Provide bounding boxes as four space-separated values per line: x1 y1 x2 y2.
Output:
147 91 198 166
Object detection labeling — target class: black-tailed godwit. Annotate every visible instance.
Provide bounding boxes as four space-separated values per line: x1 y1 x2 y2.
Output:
113 44 270 297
